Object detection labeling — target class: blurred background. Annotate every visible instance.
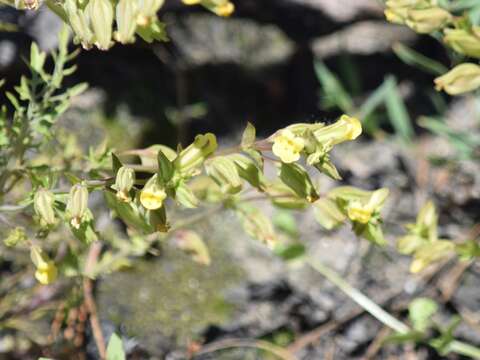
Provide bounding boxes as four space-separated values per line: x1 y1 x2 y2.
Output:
2 0 480 359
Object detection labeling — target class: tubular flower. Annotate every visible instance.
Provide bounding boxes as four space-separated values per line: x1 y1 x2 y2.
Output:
140 174 167 210
31 247 58 285
313 115 362 146
175 133 217 175
434 63 480 95
272 129 305 163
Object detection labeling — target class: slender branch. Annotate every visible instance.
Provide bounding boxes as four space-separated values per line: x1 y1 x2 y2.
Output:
307 257 409 334
83 242 106 360
193 338 297 360
306 257 480 358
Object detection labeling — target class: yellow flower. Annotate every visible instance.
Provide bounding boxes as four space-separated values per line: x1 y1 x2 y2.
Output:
213 2 234 16
182 0 234 17
434 63 480 95
347 201 373 224
272 129 305 163
35 261 58 285
313 115 362 146
140 175 167 210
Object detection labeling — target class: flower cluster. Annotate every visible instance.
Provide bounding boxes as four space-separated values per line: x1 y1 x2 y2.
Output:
271 115 362 179
397 201 454 273
314 186 389 245
385 1 480 95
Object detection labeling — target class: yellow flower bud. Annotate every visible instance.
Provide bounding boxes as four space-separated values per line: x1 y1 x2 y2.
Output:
313 115 362 146
175 133 218 175
66 184 89 229
272 129 305 163
444 28 480 59
140 174 167 210
405 7 452 34
434 63 480 95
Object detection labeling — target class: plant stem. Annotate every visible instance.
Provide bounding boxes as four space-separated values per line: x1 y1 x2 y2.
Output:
449 340 480 358
306 257 410 334
306 257 480 358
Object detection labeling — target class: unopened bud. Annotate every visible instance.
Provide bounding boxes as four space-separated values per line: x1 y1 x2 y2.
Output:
434 63 480 95
405 7 452 34
444 28 480 59
87 0 114 50
64 0 94 49
115 0 138 44
113 166 135 202
67 184 89 229
34 188 56 226
175 133 217 175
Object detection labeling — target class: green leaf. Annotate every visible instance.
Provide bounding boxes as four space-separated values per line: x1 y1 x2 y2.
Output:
358 80 389 131
106 333 125 360
393 43 448 76
67 82 88 97
279 163 318 202
241 121 256 148
274 242 306 261
228 153 266 191
314 60 354 113
157 149 174 184
384 76 414 142
313 197 346 230
408 297 438 333
112 153 123 174
273 210 299 237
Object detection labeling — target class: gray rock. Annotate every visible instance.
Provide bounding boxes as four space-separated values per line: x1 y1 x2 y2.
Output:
312 21 416 58
166 14 294 68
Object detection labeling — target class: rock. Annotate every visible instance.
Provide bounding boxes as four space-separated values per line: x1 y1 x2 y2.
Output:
287 0 382 22
312 21 416 58
166 14 294 68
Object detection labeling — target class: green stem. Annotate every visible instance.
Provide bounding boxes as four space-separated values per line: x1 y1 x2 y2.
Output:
449 340 480 358
306 257 410 333
307 257 480 358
